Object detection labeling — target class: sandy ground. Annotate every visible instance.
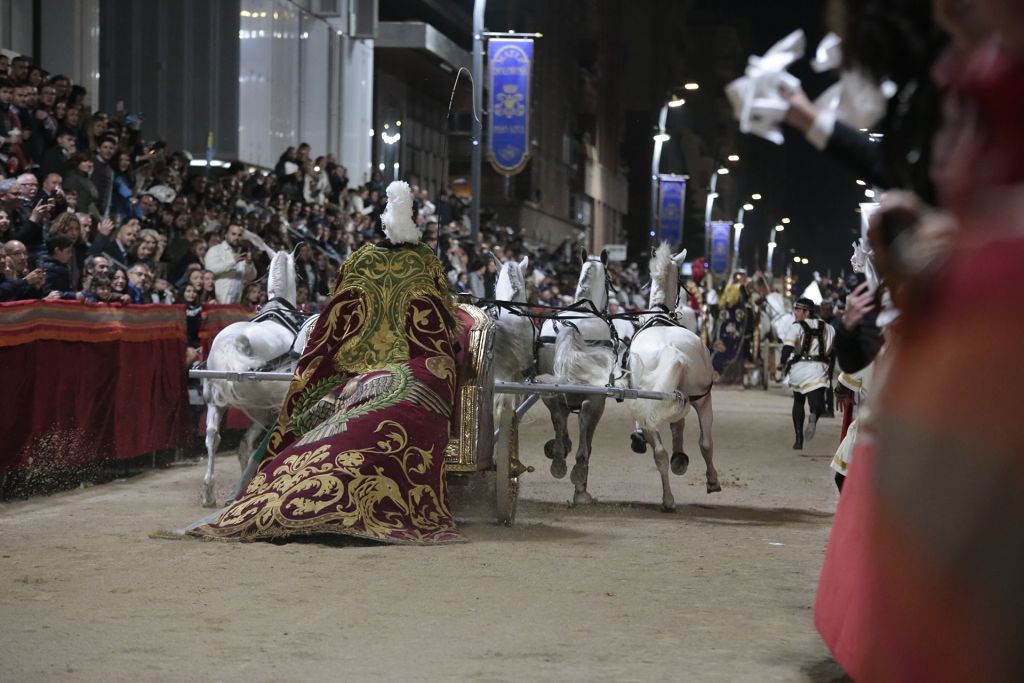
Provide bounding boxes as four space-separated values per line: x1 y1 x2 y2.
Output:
0 387 848 683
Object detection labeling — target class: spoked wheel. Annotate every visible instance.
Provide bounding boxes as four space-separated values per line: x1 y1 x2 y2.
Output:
494 409 523 526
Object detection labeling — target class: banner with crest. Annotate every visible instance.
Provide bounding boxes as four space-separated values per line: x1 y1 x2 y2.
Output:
488 38 534 175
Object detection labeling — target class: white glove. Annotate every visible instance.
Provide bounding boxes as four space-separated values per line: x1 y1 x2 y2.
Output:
725 29 806 145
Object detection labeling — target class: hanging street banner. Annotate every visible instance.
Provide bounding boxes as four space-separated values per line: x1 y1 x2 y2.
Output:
658 175 687 246
710 221 732 276
488 38 533 175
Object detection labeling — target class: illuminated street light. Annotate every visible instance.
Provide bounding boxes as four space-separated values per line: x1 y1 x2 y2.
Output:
667 97 685 108
717 167 729 175
743 203 754 211
781 217 791 224
793 256 801 263
865 189 876 198
653 132 670 143
775 224 785 231
727 154 740 162
684 82 700 90
856 179 866 186
801 258 809 265
751 193 762 200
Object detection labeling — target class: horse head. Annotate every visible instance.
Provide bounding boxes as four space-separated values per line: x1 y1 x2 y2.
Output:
495 255 529 303
648 242 684 311
266 250 297 306
576 251 609 311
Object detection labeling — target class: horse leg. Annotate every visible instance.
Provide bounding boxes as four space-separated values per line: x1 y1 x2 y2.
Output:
669 416 690 475
630 420 647 454
542 395 571 479
643 426 676 511
202 403 225 508
693 394 720 493
238 421 264 471
570 396 606 505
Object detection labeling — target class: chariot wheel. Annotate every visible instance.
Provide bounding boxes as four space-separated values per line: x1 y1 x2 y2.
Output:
493 409 520 526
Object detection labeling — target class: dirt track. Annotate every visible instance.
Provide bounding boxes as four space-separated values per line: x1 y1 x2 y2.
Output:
0 387 847 682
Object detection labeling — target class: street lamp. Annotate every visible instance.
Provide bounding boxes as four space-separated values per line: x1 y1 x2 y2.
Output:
751 193 762 200
650 97 685 246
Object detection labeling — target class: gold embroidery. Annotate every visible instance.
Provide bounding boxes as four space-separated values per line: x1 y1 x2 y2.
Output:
425 355 455 382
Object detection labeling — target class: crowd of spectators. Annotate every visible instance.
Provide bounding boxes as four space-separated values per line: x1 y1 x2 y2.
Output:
1 52 654 348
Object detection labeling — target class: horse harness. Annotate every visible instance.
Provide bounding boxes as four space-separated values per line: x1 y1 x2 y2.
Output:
249 297 313 372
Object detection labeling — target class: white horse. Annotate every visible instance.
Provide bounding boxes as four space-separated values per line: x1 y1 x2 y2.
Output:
489 254 535 434
537 249 614 505
627 243 719 511
200 250 317 507
763 291 794 342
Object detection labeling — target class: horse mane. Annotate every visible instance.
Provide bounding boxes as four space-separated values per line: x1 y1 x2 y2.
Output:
496 261 525 303
266 251 296 305
575 259 607 310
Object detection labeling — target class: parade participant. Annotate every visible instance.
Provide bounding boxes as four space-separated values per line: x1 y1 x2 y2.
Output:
203 222 257 304
779 298 834 449
188 181 464 545
711 270 752 383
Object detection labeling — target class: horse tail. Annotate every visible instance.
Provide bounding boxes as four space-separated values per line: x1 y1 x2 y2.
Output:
629 344 689 429
553 326 612 387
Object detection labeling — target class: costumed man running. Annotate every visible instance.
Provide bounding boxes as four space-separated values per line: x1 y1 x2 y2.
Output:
188 181 464 544
779 297 834 450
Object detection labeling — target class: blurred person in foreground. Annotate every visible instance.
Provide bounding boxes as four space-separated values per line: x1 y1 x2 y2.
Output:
815 1 1024 680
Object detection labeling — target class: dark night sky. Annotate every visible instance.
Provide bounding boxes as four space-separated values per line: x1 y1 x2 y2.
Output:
703 0 866 278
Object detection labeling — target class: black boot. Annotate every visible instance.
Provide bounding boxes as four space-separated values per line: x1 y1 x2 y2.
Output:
805 413 818 442
793 415 804 450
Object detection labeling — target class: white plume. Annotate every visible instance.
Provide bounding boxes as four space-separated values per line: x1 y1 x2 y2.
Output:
381 180 420 245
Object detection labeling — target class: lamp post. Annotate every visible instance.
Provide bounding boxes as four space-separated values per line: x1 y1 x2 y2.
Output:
470 0 487 243
650 96 684 247
767 222 785 276
733 199 755 271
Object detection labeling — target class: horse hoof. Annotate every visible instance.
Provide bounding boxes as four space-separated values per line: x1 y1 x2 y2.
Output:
550 457 567 479
573 490 594 506
661 501 676 513
630 432 647 454
671 451 690 475
200 487 217 508
707 481 722 494
545 439 569 460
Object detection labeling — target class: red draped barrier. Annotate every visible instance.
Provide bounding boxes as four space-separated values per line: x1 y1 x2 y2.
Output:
0 301 193 476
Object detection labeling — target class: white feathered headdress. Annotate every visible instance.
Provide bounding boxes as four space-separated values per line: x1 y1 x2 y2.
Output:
381 180 420 245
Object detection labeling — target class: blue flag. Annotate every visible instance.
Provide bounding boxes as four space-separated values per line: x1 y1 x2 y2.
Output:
658 175 686 246
710 221 732 276
488 38 533 175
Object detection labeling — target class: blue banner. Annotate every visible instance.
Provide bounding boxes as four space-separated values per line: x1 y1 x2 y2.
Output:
710 221 732 276
488 38 533 175
658 175 686 246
